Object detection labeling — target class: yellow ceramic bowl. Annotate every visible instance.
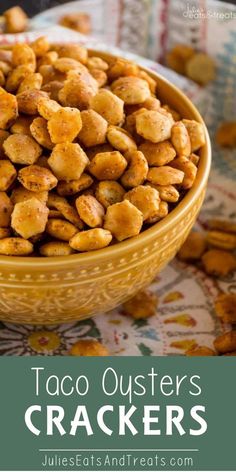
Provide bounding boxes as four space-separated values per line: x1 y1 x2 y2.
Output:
0 51 211 324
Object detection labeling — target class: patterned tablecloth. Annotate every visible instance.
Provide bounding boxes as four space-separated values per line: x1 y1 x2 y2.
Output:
0 0 235 356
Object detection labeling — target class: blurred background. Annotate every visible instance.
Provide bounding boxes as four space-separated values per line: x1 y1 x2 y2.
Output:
1 0 236 16
1 1 63 16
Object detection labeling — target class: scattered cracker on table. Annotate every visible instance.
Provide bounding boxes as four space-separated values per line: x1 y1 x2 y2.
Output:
176 220 236 357
59 12 91 35
216 121 236 148
186 346 216 356
69 339 109 356
122 289 158 319
214 294 236 325
3 6 28 34
166 44 216 85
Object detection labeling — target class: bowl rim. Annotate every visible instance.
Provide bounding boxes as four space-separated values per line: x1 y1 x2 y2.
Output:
1 53 211 267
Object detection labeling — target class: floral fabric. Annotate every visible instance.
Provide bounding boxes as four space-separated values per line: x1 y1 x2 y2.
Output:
0 0 235 355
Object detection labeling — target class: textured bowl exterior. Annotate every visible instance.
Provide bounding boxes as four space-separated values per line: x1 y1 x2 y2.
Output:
0 52 211 324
